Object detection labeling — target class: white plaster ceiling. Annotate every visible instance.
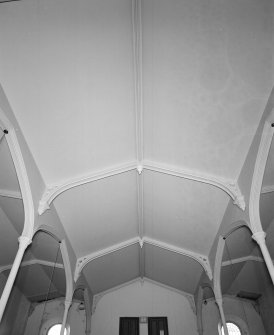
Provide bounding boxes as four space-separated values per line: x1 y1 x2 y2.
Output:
82 244 140 295
144 244 203 294
0 0 273 298
54 171 138 257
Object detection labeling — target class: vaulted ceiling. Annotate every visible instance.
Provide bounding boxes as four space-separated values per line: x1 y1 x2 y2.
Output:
0 0 273 301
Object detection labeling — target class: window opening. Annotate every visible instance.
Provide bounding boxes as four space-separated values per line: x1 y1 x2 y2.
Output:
47 324 67 335
221 322 241 335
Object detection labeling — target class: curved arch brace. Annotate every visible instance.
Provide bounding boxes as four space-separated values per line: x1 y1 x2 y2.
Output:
33 227 74 302
213 223 249 300
38 162 137 215
143 161 246 211
213 236 226 301
74 236 213 282
38 161 245 215
60 239 74 302
249 113 274 233
0 109 35 238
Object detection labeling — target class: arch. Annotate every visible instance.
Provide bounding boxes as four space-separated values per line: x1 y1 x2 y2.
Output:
249 112 274 234
0 107 35 239
74 237 213 282
34 227 74 303
213 221 250 300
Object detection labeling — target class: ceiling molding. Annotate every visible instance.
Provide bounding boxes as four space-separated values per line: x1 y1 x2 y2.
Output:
143 236 212 280
92 277 195 315
222 255 264 267
142 160 245 211
132 0 144 164
74 236 212 282
74 237 140 282
38 161 137 215
39 160 245 216
261 185 274 194
0 259 64 274
249 114 274 233
0 189 22 199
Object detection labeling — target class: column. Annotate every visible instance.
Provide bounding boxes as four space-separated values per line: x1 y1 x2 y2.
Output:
0 236 31 322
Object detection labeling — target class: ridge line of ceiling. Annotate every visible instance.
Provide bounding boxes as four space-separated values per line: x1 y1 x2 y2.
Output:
132 0 145 281
38 161 245 215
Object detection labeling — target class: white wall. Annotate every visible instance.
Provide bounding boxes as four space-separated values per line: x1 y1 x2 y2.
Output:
259 283 274 335
202 296 266 335
91 280 198 335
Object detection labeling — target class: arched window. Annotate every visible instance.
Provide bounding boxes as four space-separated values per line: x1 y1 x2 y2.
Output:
47 324 67 335
221 322 241 335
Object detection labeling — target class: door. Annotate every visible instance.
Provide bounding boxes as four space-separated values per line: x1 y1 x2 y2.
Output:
148 317 169 335
120 317 139 335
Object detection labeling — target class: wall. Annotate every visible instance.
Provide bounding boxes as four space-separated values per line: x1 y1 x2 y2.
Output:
91 280 198 335
24 298 86 335
0 279 30 335
259 283 274 335
202 296 266 335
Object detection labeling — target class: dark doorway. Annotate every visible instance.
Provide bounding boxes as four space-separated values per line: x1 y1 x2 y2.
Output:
119 317 140 335
148 317 169 335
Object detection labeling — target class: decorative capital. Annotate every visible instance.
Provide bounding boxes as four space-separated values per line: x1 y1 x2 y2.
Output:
92 294 103 314
252 231 266 244
137 165 143 175
197 255 213 281
38 185 58 215
228 182 246 211
18 236 32 249
215 297 223 307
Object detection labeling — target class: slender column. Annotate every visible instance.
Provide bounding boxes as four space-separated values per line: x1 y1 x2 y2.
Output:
216 298 228 335
60 299 72 335
252 231 274 284
0 236 31 322
84 288 91 335
196 287 203 335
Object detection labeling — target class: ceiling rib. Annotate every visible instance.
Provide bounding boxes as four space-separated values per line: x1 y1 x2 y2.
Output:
132 0 145 280
38 161 137 214
74 236 212 282
143 160 245 210
143 236 212 280
39 160 245 215
0 189 22 199
0 259 64 274
222 255 264 267
74 237 140 282
261 185 274 194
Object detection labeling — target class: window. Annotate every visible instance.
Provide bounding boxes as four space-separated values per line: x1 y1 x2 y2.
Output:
47 324 67 335
221 322 241 335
